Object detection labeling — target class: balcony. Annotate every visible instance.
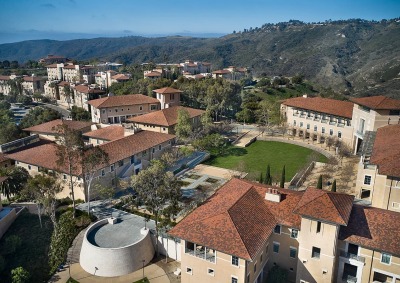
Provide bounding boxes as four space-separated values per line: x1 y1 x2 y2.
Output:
321 118 328 124
356 130 364 138
306 116 313 120
185 248 216 263
293 112 299 116
342 274 357 283
340 251 365 263
329 120 337 125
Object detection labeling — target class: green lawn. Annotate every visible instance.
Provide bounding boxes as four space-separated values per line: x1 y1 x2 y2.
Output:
205 141 328 181
133 278 149 283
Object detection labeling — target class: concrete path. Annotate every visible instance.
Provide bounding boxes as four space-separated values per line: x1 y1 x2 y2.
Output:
234 130 261 147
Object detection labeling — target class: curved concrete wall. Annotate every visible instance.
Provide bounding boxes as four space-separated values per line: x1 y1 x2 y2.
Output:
80 219 155 277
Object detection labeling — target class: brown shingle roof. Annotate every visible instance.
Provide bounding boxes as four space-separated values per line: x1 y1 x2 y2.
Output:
370 124 400 177
23 119 93 134
88 94 159 109
169 178 302 260
339 205 400 256
83 126 126 141
144 71 162 77
152 87 182 94
127 106 205 127
350 95 400 110
99 130 175 165
282 96 354 119
293 187 354 225
74 85 105 94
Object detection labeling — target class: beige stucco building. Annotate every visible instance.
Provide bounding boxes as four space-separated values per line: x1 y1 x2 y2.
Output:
153 87 182 109
169 178 400 283
73 85 106 110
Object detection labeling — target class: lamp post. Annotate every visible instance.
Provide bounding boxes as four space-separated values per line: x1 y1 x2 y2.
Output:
142 259 145 279
68 260 71 277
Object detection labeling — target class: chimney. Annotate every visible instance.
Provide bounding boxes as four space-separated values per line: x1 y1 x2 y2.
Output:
265 188 281 203
302 94 308 98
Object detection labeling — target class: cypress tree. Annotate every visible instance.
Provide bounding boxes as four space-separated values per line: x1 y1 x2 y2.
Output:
331 179 337 192
259 172 263 184
265 164 271 185
280 165 286 188
317 175 323 189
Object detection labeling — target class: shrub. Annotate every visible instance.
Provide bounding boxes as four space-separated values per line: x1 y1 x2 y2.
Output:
11 267 30 283
3 235 22 255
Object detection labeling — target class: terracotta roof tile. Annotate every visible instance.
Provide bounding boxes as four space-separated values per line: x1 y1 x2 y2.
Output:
83 125 126 141
152 87 182 94
57 81 70 87
339 205 400 256
88 94 159 109
293 187 354 225
169 178 302 260
0 176 8 183
23 76 42 82
74 85 105 94
0 75 11 80
213 69 231 74
282 96 354 119
63 65 78 69
46 64 58 68
370 124 400 177
351 95 400 110
0 153 9 163
23 119 93 134
127 106 205 127
111 74 130 80
144 71 162 77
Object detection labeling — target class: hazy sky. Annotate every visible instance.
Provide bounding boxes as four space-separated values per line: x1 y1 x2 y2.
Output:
0 0 399 37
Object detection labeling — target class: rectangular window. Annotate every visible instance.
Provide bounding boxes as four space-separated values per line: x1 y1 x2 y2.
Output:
273 242 280 253
207 268 214 276
231 255 239 266
392 202 400 209
314 125 317 131
266 244 269 254
293 120 296 126
364 175 372 185
300 122 303 127
359 118 365 133
254 262 257 273
139 106 143 111
102 109 105 114
307 124 310 130
322 127 325 134
274 225 281 234
118 160 124 167
151 104 158 110
158 145 161 150
260 253 263 263
317 221 322 233
152 148 155 153
63 174 67 180
110 165 114 172
28 165 31 170
381 253 391 264
290 247 297 258
291 229 299 239
101 169 105 176
231 277 238 283
330 129 333 136
186 267 192 275
312 247 321 259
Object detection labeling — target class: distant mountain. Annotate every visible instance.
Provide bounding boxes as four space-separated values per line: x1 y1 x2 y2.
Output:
1 19 399 94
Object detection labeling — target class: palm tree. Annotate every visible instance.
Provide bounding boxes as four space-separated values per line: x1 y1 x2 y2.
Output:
0 167 29 201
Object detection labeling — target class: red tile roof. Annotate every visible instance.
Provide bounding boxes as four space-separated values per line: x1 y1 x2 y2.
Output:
23 76 42 82
0 176 8 183
63 65 78 69
351 95 400 110
127 106 205 127
169 178 302 260
370 124 400 177
282 96 354 119
111 74 130 81
0 75 11 80
88 94 159 109
83 126 126 141
57 81 70 87
0 153 9 163
23 119 93 134
98 130 175 165
213 69 231 74
339 205 400 256
74 85 105 94
152 87 182 94
46 64 58 68
144 71 162 77
293 187 354 225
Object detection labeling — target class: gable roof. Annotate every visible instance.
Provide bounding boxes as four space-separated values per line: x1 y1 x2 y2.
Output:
370 124 400 177
0 75 11 81
23 76 42 82
213 69 231 74
350 95 400 110
74 85 105 94
83 126 126 141
127 106 205 127
152 87 182 94
293 187 354 225
339 205 400 256
88 94 159 109
144 71 162 77
169 178 302 260
111 74 130 81
282 96 354 119
23 119 93 134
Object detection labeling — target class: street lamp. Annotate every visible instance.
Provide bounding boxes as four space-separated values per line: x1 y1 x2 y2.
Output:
142 259 145 279
67 260 71 277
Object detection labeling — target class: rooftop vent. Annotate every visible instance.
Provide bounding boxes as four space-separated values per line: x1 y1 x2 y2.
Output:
265 188 281 203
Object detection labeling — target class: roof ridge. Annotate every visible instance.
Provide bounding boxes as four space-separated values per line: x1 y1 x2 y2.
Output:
326 193 346 223
295 188 325 211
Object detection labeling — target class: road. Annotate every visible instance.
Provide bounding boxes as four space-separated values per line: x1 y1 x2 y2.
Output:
40 102 71 118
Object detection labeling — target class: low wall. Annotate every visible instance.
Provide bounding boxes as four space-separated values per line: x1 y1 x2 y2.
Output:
80 218 155 277
0 207 16 239
156 235 181 262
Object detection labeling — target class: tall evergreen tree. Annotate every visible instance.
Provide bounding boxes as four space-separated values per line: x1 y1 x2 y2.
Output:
280 165 286 188
259 172 263 184
331 179 337 192
265 164 272 185
317 175 323 189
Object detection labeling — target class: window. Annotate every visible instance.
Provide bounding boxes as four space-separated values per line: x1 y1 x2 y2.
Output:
110 165 114 172
273 242 280 253
231 255 239 266
290 247 297 258
158 145 162 150
152 148 155 153
307 124 310 130
392 202 400 209
293 120 296 126
102 109 105 114
316 221 322 233
359 118 365 133
274 225 281 234
101 169 105 176
364 175 372 185
247 274 250 283
289 268 294 272
118 160 124 167
381 253 391 264
322 127 325 134
151 104 158 110
338 131 342 138
115 109 118 112
63 174 67 180
260 253 263 263
290 229 298 239
314 125 317 132
330 129 333 136
231 277 238 283
28 165 31 170
162 127 166 131
171 93 175 100
300 122 303 127
254 262 257 273
186 267 192 275
207 268 214 276
312 247 321 259
139 106 143 111
389 110 400 115
266 244 269 253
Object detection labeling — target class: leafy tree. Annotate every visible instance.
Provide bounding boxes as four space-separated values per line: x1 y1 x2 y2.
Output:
175 108 192 144
70 106 91 121
317 175 323 189
280 165 286 188
0 167 29 201
3 235 22 255
23 174 61 230
331 179 337 192
55 125 85 218
0 100 10 110
193 133 226 155
10 61 19 69
291 74 304 84
235 108 254 124
2 60 10 68
82 146 109 215
11 267 30 283
19 106 61 129
265 164 272 185
266 265 288 283
48 211 76 274
63 86 74 109
16 95 33 105
131 159 181 256
325 136 334 150
0 122 21 144
0 255 5 273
